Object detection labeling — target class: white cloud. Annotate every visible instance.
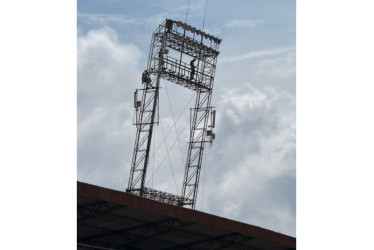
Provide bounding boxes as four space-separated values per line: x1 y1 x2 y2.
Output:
78 13 136 26
216 46 296 95
77 27 143 190
220 47 294 63
77 28 196 194
225 19 263 28
78 107 105 136
219 86 270 124
200 84 296 236
77 13 169 29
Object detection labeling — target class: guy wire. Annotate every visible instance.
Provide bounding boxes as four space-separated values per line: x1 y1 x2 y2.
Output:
202 0 209 31
185 0 191 23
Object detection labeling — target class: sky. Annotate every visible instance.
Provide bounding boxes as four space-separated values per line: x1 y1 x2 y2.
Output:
77 0 296 237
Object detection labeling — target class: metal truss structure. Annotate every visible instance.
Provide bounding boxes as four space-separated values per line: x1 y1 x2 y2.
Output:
78 200 257 249
78 182 296 249
127 19 221 209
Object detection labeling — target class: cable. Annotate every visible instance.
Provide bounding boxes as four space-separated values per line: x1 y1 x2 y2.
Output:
200 148 208 210
202 0 209 31
185 0 191 23
159 116 180 195
148 91 195 163
152 119 156 188
146 118 190 186
164 81 185 166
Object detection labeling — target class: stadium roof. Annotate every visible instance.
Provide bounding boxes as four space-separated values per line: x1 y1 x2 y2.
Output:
77 181 296 249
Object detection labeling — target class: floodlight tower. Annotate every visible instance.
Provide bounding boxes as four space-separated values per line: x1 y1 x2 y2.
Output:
127 19 221 209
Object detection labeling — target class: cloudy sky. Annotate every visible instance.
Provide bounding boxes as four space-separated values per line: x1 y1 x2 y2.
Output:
77 0 296 237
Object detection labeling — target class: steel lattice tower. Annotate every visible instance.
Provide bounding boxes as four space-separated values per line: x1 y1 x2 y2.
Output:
127 19 221 209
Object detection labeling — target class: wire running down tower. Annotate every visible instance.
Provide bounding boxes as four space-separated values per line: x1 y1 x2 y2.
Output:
127 19 221 209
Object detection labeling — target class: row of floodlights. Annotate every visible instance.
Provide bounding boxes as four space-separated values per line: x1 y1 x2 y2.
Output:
173 33 219 55
173 34 203 48
172 20 222 45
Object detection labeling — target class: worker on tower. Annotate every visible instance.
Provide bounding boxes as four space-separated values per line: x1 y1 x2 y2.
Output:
142 70 153 88
159 49 164 69
190 58 196 80
166 19 173 33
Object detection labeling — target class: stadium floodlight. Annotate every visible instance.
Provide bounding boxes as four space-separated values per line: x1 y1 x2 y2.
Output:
128 19 222 209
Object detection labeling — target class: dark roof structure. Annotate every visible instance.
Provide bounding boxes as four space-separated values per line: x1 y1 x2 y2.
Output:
77 181 296 249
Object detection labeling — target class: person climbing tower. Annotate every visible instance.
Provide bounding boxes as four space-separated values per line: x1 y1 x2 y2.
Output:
142 70 154 88
190 58 196 80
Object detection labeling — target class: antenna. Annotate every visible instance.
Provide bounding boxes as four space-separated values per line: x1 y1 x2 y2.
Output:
127 19 221 209
211 109 216 128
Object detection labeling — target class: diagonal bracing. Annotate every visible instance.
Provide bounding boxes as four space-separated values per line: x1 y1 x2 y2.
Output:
127 19 221 209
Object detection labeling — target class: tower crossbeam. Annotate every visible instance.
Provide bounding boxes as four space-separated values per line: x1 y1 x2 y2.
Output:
127 19 221 209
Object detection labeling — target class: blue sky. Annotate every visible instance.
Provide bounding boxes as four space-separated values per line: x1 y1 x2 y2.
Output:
77 0 296 236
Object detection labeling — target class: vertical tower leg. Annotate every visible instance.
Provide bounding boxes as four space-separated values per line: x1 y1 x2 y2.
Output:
127 27 167 195
182 89 212 209
127 85 159 194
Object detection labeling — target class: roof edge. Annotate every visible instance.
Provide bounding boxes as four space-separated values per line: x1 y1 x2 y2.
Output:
77 181 296 248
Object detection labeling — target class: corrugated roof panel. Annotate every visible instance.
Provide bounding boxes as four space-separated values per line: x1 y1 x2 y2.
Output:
77 181 296 249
